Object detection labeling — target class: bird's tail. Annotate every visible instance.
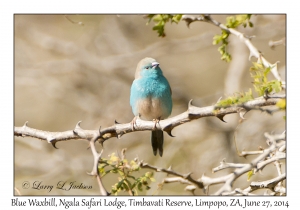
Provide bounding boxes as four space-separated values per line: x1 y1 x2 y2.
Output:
151 130 164 157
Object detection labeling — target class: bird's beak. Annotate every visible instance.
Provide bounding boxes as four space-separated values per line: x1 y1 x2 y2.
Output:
151 61 159 68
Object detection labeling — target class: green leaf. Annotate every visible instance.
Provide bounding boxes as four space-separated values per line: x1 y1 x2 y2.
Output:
214 29 231 62
127 174 137 181
153 15 162 22
247 170 254 181
117 179 125 189
172 14 182 23
130 160 140 171
153 25 165 37
146 14 156 24
111 168 119 174
249 61 282 96
216 89 254 107
145 172 153 178
226 16 238 28
263 67 271 77
221 30 229 39
101 151 159 195
227 15 252 28
131 182 137 190
272 80 282 92
150 177 156 182
122 181 130 191
109 153 119 163
137 182 143 191
213 34 222 45
250 62 263 71
145 14 183 37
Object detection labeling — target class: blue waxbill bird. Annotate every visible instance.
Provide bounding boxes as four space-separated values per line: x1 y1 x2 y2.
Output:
130 57 172 157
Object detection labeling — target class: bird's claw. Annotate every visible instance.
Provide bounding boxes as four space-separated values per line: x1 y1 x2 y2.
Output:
131 116 139 131
152 117 161 130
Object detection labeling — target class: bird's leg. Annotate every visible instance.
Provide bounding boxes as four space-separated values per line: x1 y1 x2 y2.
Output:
131 114 140 131
152 117 161 130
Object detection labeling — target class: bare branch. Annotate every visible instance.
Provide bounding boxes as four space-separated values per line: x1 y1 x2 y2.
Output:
256 149 285 172
249 173 286 192
162 177 193 185
269 37 285 49
139 160 203 189
199 132 286 195
135 130 285 195
212 159 247 173
239 150 264 157
84 133 109 195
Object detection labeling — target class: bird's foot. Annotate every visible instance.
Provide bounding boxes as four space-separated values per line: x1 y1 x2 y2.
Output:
131 116 139 131
152 117 161 130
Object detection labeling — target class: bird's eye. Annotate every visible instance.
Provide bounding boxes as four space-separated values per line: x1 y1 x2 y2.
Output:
145 66 150 69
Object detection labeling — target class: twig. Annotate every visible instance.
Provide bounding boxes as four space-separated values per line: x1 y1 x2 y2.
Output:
139 161 203 189
64 15 84 26
182 15 285 88
200 132 285 195
212 159 247 173
249 173 286 192
269 38 285 49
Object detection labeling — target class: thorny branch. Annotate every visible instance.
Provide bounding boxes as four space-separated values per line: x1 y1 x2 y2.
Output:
14 95 284 147
15 95 285 195
73 123 109 195
182 15 286 89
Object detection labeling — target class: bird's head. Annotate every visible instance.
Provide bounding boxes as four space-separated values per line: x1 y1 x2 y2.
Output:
135 57 163 79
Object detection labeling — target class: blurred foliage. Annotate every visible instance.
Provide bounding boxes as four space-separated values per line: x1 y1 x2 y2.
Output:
216 88 253 107
276 98 286 122
146 14 253 62
276 99 286 109
226 15 253 28
213 15 253 62
213 30 231 62
217 60 282 107
250 61 282 96
145 14 182 37
99 153 155 195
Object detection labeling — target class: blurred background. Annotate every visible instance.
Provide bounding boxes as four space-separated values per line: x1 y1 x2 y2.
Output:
14 14 286 195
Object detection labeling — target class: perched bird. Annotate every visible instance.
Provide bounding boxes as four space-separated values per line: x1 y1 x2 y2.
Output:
130 57 172 157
